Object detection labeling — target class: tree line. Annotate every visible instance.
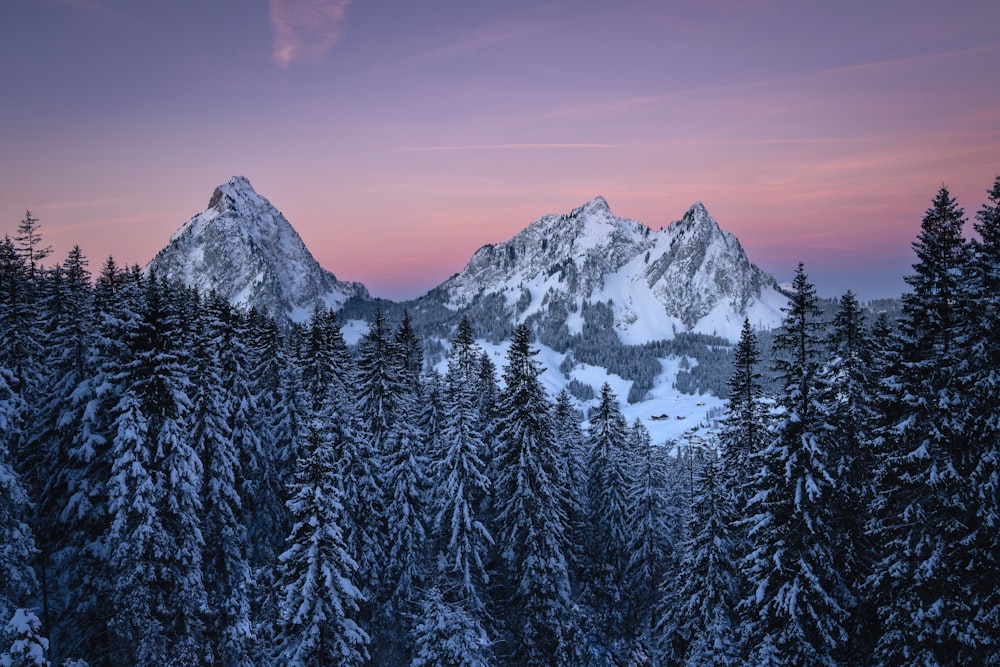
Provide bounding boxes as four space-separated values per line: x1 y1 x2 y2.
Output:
0 176 999 665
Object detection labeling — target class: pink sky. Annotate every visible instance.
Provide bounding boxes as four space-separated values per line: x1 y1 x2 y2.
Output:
2 0 998 300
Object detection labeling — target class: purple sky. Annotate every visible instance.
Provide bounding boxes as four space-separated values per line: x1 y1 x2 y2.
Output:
2 0 998 301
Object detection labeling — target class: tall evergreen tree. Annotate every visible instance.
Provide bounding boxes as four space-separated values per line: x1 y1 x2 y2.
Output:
673 450 741 667
624 419 670 661
356 308 404 446
551 390 586 587
22 247 96 660
869 185 984 664
434 340 493 613
273 415 368 667
474 351 500 454
193 295 254 666
242 308 289 571
13 211 51 281
0 363 44 662
719 319 765 507
105 276 207 665
0 238 35 414
740 264 848 666
380 394 429 618
965 176 1000 657
49 256 136 666
410 587 490 667
585 383 632 637
818 290 880 662
394 309 424 394
492 324 573 664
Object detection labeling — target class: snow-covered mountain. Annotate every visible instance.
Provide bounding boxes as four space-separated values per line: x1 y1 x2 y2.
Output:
425 196 786 343
147 176 368 324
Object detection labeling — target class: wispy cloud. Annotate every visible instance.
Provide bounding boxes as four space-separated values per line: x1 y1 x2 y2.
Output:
411 18 547 65
37 196 130 211
402 142 624 152
546 42 1000 121
42 0 137 24
269 0 351 67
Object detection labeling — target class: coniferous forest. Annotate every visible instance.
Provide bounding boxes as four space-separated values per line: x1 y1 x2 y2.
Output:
1 178 1000 666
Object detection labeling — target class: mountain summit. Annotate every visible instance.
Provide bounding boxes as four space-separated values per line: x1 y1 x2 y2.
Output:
427 197 785 343
147 176 367 324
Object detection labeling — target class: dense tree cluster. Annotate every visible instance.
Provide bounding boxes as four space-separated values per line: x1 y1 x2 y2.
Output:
1 177 999 665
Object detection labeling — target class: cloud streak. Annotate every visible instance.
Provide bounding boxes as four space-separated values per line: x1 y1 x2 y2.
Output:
269 0 351 67
410 18 547 65
402 142 624 152
545 42 1000 121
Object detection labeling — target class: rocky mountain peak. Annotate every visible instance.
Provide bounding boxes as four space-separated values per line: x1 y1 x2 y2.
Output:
574 195 612 217
148 177 367 327
427 197 785 343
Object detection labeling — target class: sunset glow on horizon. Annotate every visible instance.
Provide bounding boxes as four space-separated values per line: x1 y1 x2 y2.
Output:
2 0 998 301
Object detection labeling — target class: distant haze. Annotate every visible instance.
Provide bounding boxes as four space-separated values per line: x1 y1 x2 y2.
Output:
2 0 998 302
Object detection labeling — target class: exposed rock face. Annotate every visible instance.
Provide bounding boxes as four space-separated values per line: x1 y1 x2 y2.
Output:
147 176 367 325
426 196 785 343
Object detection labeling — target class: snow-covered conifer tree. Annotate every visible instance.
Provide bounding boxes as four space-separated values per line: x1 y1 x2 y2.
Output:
551 390 586 585
672 450 741 666
585 383 632 626
356 309 405 445
434 338 493 612
869 186 983 664
105 276 207 665
817 290 880 661
625 419 670 659
273 416 368 667
492 324 573 664
410 587 490 667
965 176 1000 656
740 264 847 666
0 365 45 667
380 394 429 619
193 295 254 666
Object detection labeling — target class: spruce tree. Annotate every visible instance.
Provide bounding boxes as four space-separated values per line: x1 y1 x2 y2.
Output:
193 295 254 666
818 290 880 662
869 186 979 664
105 276 207 665
50 256 133 665
1 608 49 667
585 383 632 637
492 324 573 664
356 308 405 446
380 394 429 618
0 364 44 663
410 587 490 667
551 390 587 587
673 451 741 666
625 419 670 661
273 416 368 666
740 264 847 666
13 211 51 281
434 345 493 613
17 248 94 657
966 175 1000 657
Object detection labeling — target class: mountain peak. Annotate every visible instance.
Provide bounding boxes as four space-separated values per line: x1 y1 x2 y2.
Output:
579 195 612 216
686 200 709 218
149 177 367 326
432 196 783 342
206 175 268 215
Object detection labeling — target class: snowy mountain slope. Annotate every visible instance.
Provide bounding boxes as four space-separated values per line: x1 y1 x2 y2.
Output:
147 176 368 325
425 196 786 344
341 319 723 446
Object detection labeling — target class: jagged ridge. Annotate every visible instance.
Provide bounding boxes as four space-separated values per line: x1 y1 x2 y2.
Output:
427 196 785 343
